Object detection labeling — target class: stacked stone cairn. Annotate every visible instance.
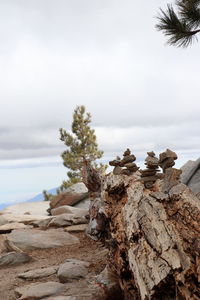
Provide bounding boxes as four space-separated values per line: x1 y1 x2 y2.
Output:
109 148 139 175
159 148 178 173
140 151 160 189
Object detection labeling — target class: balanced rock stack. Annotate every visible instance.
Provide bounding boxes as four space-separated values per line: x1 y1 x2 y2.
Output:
159 148 178 173
109 148 139 176
140 151 160 189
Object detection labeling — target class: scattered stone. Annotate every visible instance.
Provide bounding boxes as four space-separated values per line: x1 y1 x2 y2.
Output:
95 266 122 298
58 259 90 283
159 148 178 173
18 266 59 280
140 151 160 188
0 252 31 267
50 192 89 210
64 224 87 232
51 206 88 218
48 214 87 228
0 222 32 233
6 228 79 251
109 149 139 176
0 214 52 226
181 157 200 198
113 165 123 175
15 282 66 300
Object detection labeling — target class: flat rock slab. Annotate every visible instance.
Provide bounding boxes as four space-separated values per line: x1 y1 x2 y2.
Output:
15 281 66 300
6 228 79 251
18 265 59 280
0 214 51 226
1 201 49 216
64 224 87 232
48 214 87 228
0 251 31 267
0 222 32 233
51 205 88 218
58 259 90 283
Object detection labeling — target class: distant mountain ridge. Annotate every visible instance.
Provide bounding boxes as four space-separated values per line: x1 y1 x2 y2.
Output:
0 187 58 211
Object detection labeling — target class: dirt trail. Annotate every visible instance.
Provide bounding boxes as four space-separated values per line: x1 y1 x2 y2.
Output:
0 232 108 300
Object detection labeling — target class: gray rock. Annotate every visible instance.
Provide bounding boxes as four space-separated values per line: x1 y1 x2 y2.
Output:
65 182 88 194
0 214 52 226
0 222 32 233
15 282 66 300
18 266 59 280
48 214 87 228
0 252 31 267
64 224 87 233
74 197 91 209
58 259 89 283
51 206 88 218
6 228 79 251
181 158 200 198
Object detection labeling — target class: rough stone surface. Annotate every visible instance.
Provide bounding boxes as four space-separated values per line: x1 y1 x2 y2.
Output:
18 266 59 280
51 206 88 218
0 222 32 233
64 224 87 232
50 193 89 210
0 214 51 226
0 201 49 216
15 281 66 300
181 157 200 198
58 259 89 283
48 214 87 228
0 252 31 267
6 229 79 251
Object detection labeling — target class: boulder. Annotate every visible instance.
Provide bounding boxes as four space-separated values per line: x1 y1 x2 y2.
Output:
50 192 89 210
18 266 59 280
6 228 79 251
181 158 200 198
58 259 89 283
48 214 87 228
51 205 88 218
0 252 31 267
15 282 66 300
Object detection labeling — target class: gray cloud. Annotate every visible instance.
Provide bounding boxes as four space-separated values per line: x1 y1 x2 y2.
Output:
0 0 199 165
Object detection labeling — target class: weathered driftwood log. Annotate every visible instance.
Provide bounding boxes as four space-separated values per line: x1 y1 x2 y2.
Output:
101 168 200 300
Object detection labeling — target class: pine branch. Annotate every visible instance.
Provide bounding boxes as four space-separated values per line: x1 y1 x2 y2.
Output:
156 3 200 47
177 0 200 27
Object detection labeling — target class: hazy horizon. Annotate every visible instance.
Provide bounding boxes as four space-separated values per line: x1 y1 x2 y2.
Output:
1 0 200 205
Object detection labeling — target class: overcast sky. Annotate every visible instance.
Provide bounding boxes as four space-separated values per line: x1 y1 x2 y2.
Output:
0 0 200 204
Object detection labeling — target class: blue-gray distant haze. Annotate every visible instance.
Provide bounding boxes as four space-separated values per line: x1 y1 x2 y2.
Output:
0 0 200 205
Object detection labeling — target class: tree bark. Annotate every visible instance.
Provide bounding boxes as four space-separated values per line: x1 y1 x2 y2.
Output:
99 168 200 300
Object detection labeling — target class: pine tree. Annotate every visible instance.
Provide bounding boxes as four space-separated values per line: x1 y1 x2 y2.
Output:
43 105 104 200
156 0 200 47
58 105 104 192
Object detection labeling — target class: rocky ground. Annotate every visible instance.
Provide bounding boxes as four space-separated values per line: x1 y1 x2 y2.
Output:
0 230 108 300
0 186 111 300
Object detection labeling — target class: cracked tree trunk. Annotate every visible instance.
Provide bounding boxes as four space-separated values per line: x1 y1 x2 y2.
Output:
101 168 200 300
